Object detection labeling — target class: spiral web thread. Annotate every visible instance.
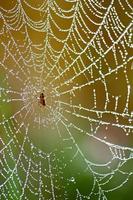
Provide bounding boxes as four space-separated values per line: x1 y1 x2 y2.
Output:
0 0 133 199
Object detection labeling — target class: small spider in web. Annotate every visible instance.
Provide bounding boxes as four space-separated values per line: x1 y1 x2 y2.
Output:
38 92 46 107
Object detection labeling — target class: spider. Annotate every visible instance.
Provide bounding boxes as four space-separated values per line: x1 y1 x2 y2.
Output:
39 92 46 107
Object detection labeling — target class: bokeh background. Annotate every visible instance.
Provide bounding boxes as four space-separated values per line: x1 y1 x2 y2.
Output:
0 0 133 199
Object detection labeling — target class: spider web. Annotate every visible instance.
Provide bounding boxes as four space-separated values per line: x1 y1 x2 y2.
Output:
0 0 133 199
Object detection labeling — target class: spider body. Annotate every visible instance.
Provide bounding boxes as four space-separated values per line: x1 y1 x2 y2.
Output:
39 93 46 106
